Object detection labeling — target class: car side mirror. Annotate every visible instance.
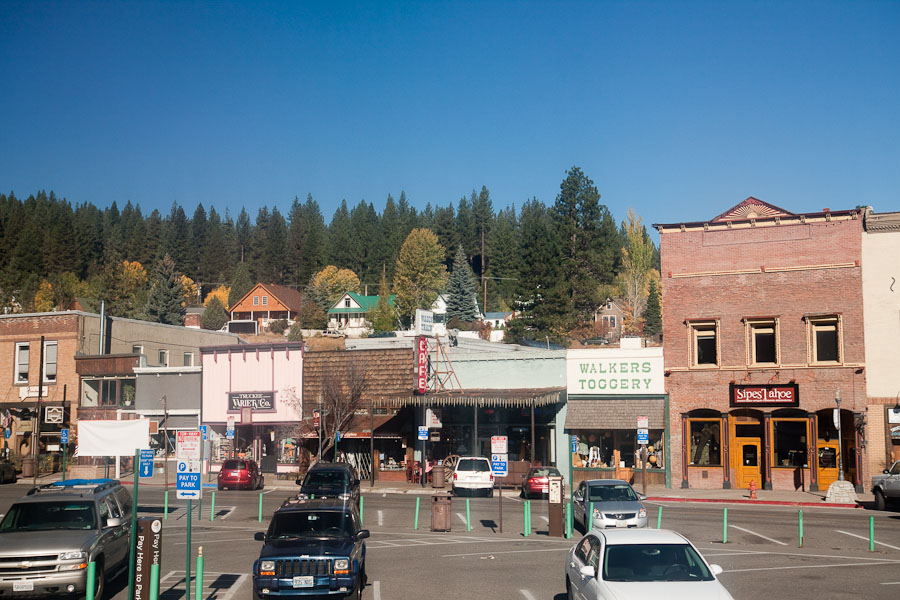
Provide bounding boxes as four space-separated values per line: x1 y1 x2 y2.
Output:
357 529 370 540
105 517 121 528
574 491 583 501
709 564 724 576
884 469 890 474
254 532 266 541
295 479 303 485
637 493 647 501
579 565 595 578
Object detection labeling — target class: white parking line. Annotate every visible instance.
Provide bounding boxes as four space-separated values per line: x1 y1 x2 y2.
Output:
520 590 537 600
882 581 900 585
263 489 276 494
373 580 381 600
456 512 467 524
378 510 383 526
729 524 787 546
443 547 570 558
725 560 900 573
836 530 900 551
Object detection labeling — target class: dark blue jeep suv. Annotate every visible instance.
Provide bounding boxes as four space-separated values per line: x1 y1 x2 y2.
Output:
253 498 368 599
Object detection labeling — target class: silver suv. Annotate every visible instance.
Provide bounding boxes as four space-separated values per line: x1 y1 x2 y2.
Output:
0 479 133 598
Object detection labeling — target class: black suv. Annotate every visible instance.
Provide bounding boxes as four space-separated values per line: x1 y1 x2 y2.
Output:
252 498 369 599
296 463 360 506
0 479 132 598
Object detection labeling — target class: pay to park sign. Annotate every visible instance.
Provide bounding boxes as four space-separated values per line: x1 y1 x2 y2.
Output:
133 518 162 600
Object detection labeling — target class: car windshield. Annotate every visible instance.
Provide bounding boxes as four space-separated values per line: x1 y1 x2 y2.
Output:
269 511 355 539
603 543 714 582
305 470 350 487
588 484 638 502
457 460 490 472
530 468 560 478
0 501 97 532
223 460 247 470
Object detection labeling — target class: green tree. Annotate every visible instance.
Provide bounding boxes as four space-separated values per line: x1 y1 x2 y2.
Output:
620 209 654 327
370 268 396 333
144 254 186 325
228 262 253 308
202 296 229 330
445 245 478 322
644 277 662 337
393 228 447 322
287 322 304 341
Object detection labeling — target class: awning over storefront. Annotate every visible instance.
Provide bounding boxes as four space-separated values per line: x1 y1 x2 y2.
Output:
565 397 666 430
379 387 565 408
296 413 404 439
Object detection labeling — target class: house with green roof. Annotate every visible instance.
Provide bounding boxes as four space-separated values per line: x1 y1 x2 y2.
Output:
327 291 396 337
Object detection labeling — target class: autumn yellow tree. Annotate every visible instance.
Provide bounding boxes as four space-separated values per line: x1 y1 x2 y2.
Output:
393 228 447 322
203 284 231 310
179 274 199 307
307 266 361 309
33 281 56 312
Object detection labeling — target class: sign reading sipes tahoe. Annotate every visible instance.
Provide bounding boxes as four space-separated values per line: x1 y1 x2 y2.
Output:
566 344 664 395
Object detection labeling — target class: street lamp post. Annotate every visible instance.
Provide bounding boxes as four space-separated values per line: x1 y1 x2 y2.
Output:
835 388 844 482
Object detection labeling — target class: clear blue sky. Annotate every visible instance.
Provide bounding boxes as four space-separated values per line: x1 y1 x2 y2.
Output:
1 1 898 232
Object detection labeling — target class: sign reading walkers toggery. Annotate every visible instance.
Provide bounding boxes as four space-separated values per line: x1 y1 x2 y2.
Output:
566 345 664 395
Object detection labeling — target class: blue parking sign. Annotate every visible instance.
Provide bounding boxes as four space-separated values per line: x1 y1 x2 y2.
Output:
60 428 69 444
139 449 154 478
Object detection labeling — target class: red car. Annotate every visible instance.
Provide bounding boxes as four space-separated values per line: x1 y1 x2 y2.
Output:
521 466 562 499
217 459 264 490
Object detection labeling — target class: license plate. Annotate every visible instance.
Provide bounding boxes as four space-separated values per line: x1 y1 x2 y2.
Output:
231 471 240 476
13 581 34 592
615 520 628 528
292 576 314 588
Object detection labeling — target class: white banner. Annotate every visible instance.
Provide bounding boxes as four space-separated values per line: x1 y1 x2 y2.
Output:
76 419 150 457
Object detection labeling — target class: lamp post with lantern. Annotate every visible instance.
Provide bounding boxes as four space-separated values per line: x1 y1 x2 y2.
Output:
835 388 844 482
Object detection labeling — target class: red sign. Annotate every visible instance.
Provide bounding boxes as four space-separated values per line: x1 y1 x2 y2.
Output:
416 337 429 394
312 409 320 429
730 383 799 407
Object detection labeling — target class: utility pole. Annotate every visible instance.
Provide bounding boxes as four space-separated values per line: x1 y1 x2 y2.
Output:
33 336 45 486
481 227 487 315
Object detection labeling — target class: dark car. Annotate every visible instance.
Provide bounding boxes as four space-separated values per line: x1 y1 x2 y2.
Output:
0 459 16 484
218 459 264 490
296 463 360 506
520 466 561 499
252 497 368 599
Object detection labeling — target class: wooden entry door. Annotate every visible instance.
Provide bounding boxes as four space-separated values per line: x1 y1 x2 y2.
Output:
817 441 840 489
735 440 761 489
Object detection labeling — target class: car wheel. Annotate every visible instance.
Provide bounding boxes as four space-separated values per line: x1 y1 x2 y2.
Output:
487 487 494 498
875 489 887 511
258 475 265 490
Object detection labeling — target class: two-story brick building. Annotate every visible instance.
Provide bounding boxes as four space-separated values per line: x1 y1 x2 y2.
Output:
655 198 868 492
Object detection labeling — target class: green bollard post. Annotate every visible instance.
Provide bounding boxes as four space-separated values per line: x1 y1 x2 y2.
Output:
258 492 263 522
360 496 364 526
588 501 594 530
414 497 420 530
164 490 169 520
195 546 204 600
798 510 803 548
149 562 160 600
524 500 530 537
466 498 471 531
869 516 875 552
86 561 96 600
565 502 572 539
723 507 728 544
657 506 663 529
210 491 216 522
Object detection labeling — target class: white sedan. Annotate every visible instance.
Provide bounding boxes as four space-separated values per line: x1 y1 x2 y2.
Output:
565 528 734 599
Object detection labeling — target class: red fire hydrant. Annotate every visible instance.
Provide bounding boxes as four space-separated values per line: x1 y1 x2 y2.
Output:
749 479 758 500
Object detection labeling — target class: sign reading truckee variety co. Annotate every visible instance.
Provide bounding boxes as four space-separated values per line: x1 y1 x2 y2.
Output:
228 392 275 412
730 383 799 408
567 348 664 395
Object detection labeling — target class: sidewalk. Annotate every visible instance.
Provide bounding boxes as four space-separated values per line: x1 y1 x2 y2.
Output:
20 466 872 509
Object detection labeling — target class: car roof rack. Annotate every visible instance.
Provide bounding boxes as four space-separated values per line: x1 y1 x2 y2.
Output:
26 478 120 496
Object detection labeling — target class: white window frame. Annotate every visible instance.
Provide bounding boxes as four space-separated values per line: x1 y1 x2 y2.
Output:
14 342 29 385
158 349 169 367
688 320 719 368
747 319 779 366
43 340 58 383
262 296 268 306
183 352 193 367
808 315 841 364
253 296 259 306
132 345 143 355
344 297 351 308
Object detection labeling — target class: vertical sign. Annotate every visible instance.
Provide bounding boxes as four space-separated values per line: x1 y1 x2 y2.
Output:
60 428 69 444
416 336 429 394
139 449 155 478
133 517 163 600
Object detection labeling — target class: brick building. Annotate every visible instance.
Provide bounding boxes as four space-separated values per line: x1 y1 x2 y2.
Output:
655 198 868 492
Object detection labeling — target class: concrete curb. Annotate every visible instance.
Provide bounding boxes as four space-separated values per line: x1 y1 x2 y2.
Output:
647 496 862 509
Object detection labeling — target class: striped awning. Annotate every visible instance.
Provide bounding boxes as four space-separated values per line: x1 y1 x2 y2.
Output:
378 387 565 408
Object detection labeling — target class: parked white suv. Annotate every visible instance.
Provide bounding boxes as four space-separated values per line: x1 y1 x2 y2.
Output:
452 456 494 497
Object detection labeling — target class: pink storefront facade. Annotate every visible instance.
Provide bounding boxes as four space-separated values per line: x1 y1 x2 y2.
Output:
200 342 303 474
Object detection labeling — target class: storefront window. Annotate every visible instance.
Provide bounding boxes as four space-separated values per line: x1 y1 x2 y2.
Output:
689 420 721 466
773 420 808 467
571 430 665 469
817 447 837 469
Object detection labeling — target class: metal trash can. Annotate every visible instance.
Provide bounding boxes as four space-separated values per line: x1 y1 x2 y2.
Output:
431 493 452 532
21 456 34 478
431 465 445 488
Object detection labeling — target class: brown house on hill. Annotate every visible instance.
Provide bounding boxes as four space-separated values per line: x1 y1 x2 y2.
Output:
229 283 306 331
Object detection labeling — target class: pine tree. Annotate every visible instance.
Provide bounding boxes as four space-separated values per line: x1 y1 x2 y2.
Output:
228 262 253 308
202 296 229 330
371 268 396 333
644 278 662 337
445 245 478 322
144 254 186 325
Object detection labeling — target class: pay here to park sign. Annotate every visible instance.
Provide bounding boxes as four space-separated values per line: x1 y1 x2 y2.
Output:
176 431 202 500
